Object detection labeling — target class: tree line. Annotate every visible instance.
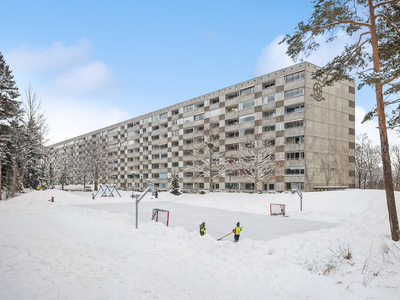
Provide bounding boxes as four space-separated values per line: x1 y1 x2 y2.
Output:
0 52 49 199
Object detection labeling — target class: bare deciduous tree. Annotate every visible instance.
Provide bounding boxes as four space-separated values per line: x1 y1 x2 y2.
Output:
235 135 283 193
183 125 226 192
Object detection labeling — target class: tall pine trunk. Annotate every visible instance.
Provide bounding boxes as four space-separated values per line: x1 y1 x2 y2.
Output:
369 0 399 241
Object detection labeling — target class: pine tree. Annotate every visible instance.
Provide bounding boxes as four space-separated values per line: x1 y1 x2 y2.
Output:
170 172 181 196
281 0 400 241
0 51 21 200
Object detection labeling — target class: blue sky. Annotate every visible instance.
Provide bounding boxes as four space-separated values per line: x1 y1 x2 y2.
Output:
1 0 398 145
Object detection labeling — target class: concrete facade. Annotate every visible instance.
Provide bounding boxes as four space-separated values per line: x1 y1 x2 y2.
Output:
48 62 355 192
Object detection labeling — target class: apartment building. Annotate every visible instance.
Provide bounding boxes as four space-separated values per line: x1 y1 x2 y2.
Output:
48 62 356 192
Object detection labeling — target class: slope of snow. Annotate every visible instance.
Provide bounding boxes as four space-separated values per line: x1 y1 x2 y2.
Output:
0 189 399 299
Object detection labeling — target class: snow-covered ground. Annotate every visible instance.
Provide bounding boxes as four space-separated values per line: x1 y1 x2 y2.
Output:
1 188 400 299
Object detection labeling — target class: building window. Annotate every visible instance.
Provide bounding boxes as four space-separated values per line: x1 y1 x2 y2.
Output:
240 86 255 96
127 131 134 137
172 130 179 136
226 144 239 151
263 94 275 104
245 183 255 190
108 127 118 134
172 162 179 167
284 71 305 83
284 87 304 99
183 116 193 123
210 109 219 117
263 124 276 132
226 182 239 190
194 113 204 121
160 112 168 119
239 99 255 110
226 106 238 113
211 98 219 104
161 153 168 158
159 172 168 179
183 183 193 189
286 135 305 144
226 131 239 139
226 118 239 126
226 92 239 100
285 167 305 175
286 182 305 191
194 102 204 109
286 152 305 160
264 111 275 118
152 164 160 169
242 128 255 135
171 119 178 126
184 128 193 134
152 125 159 131
183 104 193 113
284 120 304 129
264 81 275 89
183 172 193 178
143 118 150 124
172 109 179 115
239 114 255 124
171 141 179 147
183 149 193 155
285 103 304 114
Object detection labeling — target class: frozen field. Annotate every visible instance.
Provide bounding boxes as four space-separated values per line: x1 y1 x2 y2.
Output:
1 188 400 300
75 201 338 242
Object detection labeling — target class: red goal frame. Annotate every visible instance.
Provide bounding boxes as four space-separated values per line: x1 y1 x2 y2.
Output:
270 203 286 217
151 208 170 226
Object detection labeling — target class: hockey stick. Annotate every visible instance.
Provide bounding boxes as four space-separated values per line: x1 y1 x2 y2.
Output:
217 232 233 241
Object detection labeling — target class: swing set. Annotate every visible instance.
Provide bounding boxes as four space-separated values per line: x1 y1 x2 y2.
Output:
94 184 121 198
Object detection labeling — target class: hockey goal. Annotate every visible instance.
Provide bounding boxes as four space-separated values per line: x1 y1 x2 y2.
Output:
270 203 286 217
151 208 170 226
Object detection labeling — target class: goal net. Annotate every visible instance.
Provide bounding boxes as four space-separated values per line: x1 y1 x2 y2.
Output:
270 203 286 217
151 208 170 226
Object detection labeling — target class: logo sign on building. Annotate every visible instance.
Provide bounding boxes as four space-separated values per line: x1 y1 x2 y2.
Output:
311 82 325 101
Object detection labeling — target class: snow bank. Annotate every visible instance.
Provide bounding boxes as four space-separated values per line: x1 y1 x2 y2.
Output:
0 189 399 299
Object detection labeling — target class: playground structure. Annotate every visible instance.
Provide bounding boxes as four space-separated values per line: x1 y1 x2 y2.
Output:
94 184 121 198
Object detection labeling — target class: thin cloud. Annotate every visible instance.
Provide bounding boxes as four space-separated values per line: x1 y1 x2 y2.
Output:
46 61 115 96
46 105 131 145
6 39 92 74
254 32 358 76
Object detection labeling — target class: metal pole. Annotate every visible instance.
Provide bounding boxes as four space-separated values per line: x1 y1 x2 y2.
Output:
300 193 303 211
135 194 139 228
